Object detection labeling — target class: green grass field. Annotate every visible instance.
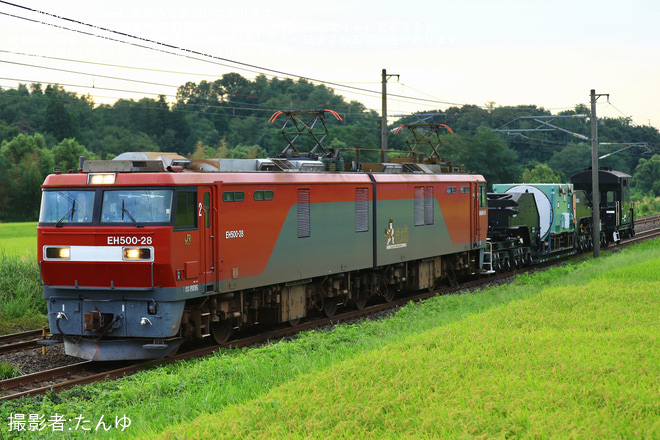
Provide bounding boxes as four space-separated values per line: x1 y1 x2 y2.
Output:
0 222 37 256
0 222 45 333
1 239 658 439
158 246 660 439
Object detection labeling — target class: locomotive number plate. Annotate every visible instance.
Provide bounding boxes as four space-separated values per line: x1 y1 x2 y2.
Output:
107 236 153 245
225 230 244 239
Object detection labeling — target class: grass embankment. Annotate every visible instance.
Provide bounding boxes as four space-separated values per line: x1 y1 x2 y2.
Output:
0 222 45 333
2 240 659 439
160 244 660 439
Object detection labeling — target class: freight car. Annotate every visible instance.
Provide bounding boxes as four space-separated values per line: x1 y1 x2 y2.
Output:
487 183 582 269
485 168 633 271
38 153 488 360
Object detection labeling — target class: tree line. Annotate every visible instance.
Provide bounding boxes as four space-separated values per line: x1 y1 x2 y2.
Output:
1 75 659 222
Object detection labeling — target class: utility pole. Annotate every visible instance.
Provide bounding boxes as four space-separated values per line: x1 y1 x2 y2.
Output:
381 69 399 162
590 89 609 258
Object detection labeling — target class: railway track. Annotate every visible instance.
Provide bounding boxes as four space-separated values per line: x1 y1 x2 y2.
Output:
636 213 660 229
0 274 512 402
2 216 660 402
0 329 46 355
621 226 660 246
0 361 93 401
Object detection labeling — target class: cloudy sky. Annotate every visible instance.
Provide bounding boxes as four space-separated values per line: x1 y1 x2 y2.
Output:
1 0 658 129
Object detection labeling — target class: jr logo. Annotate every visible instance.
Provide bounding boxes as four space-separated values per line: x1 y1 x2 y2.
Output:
184 234 192 245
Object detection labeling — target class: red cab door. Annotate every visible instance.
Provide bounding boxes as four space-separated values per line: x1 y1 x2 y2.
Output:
199 186 216 289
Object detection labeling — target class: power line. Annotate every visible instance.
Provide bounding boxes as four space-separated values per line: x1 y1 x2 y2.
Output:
0 6 608 130
0 80 381 127
3 3 651 129
0 59 178 90
0 47 442 117
0 2 460 110
0 50 452 121
0 72 374 120
2 4 601 124
0 52 371 112
0 49 222 78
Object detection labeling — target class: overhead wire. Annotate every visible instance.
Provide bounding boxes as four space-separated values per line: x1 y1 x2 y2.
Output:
0 2 614 128
0 2 459 110
0 59 178 90
604 100 632 120
0 50 375 113
0 80 342 121
0 73 386 130
0 49 396 117
0 49 224 78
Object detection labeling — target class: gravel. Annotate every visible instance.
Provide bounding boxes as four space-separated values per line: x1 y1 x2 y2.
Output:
1 344 82 376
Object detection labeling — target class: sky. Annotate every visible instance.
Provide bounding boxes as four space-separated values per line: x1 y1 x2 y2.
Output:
1 0 659 131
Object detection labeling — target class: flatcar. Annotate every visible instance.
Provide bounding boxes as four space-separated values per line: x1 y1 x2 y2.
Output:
487 183 584 268
38 153 488 360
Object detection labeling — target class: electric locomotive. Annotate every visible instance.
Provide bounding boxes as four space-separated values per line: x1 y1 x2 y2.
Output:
38 152 488 360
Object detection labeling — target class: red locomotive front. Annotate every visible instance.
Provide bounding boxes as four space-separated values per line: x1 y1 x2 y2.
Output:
38 159 202 360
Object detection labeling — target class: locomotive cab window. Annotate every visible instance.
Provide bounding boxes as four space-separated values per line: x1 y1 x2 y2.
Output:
174 190 197 230
479 183 487 208
101 189 173 224
203 192 211 229
39 190 95 224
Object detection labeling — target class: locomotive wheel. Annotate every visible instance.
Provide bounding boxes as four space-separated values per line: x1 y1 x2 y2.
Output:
324 298 338 317
383 286 395 302
211 320 233 344
446 269 457 287
354 296 368 310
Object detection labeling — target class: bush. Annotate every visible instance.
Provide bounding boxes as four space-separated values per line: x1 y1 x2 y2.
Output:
634 196 660 216
0 251 44 319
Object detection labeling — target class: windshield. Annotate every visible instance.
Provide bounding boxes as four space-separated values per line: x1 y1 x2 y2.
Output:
101 190 173 224
39 190 95 224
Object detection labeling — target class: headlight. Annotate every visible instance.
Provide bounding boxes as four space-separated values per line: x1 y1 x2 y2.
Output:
88 173 116 184
122 247 153 261
45 246 71 259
